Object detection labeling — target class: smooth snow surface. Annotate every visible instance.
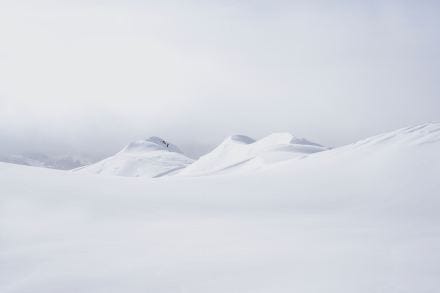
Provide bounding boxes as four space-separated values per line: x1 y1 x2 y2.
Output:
1 123 440 293
74 137 193 177
180 132 329 176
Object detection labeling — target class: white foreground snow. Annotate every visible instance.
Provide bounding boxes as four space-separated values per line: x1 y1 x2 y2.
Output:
1 123 440 293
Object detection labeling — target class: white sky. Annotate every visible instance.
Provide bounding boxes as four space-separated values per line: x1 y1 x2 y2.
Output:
1 0 439 158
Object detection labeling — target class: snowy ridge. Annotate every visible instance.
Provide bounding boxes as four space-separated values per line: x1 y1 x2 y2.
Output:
317 122 440 160
350 122 440 148
74 137 193 177
179 132 329 176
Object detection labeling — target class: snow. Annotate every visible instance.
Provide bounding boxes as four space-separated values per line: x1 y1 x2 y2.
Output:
74 137 193 177
1 123 440 293
179 132 329 176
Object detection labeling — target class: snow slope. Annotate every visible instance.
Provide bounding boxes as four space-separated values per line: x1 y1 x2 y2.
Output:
179 132 329 176
1 123 440 293
74 137 193 177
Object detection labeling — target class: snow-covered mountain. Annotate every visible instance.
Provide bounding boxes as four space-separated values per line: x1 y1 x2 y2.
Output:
74 136 194 177
179 132 329 176
74 133 327 178
1 122 440 293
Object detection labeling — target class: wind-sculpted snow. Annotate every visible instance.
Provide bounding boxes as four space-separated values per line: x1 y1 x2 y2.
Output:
180 132 329 176
74 137 193 177
1 123 440 293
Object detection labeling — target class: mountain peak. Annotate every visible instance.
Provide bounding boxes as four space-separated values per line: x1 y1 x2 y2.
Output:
122 137 182 154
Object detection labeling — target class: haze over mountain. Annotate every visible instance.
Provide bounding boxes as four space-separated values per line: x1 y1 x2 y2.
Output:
1 0 440 159
0 153 92 170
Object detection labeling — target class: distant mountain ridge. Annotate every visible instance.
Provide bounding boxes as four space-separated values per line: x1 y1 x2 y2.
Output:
0 153 91 170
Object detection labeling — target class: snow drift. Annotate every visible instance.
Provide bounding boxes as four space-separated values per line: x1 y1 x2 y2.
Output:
1 122 440 293
74 137 193 177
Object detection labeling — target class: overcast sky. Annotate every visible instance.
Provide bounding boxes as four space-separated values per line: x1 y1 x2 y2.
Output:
1 0 439 158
